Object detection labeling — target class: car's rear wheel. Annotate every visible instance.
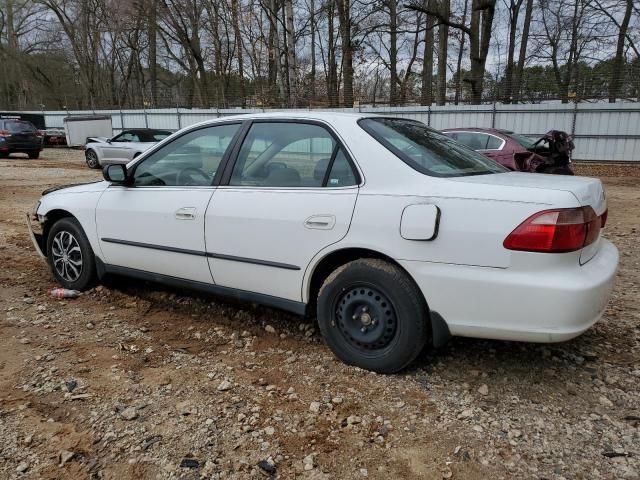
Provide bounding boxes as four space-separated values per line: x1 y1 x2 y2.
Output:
85 149 100 169
0 151 8 159
28 151 40 159
317 259 429 373
46 218 97 291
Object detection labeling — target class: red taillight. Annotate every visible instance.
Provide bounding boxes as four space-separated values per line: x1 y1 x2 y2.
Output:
504 206 600 253
0 130 10 137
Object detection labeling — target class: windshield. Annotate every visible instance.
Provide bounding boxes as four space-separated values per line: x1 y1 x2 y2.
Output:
507 132 537 150
359 118 507 177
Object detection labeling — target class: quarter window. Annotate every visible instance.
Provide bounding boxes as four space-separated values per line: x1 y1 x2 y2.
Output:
485 135 503 150
230 122 356 187
132 124 240 187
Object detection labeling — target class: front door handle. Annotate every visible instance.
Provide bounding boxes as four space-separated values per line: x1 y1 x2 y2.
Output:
304 215 336 230
175 207 197 220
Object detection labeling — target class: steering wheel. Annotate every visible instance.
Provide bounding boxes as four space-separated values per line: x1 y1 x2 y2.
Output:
177 167 211 186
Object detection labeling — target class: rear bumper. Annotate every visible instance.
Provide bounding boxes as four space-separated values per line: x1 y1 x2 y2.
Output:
400 239 619 343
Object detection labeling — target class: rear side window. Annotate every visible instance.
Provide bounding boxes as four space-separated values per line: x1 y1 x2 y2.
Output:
6 120 37 133
359 118 506 177
230 122 358 188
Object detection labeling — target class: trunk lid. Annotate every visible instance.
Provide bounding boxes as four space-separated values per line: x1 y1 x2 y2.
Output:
449 172 607 264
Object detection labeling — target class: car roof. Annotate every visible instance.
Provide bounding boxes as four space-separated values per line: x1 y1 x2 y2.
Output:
213 111 368 121
442 127 514 135
121 128 172 134
181 111 404 133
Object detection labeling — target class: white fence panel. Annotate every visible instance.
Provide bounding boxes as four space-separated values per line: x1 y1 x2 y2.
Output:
24 102 640 161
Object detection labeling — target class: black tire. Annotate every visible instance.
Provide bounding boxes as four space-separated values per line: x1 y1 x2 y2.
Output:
46 217 97 291
28 151 40 159
85 149 100 169
317 259 429 373
0 151 8 159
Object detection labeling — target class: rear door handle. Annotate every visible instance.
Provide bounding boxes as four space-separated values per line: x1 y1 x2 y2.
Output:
175 207 197 220
304 215 336 230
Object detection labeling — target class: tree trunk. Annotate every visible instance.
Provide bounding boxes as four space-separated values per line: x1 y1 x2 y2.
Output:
512 0 533 103
310 0 316 100
284 0 297 106
503 0 522 103
231 0 246 107
436 0 449 105
608 0 633 102
148 0 158 106
327 0 339 107
267 0 279 104
337 0 354 107
468 0 495 104
389 0 399 105
454 0 468 104
420 0 435 106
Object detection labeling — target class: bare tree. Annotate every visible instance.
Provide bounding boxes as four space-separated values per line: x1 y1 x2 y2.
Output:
420 0 435 105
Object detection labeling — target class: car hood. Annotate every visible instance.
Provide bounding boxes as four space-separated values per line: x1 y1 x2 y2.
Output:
448 172 606 213
42 180 108 196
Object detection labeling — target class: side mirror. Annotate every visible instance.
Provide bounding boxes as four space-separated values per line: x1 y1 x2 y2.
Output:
103 164 130 185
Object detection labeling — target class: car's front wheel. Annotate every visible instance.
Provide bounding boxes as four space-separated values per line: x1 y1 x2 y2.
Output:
85 149 100 169
317 259 429 373
46 218 97 291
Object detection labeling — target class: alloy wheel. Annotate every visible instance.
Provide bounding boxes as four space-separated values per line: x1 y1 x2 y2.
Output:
51 230 83 282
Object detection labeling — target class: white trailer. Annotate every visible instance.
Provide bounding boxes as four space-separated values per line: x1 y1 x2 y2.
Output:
64 115 112 147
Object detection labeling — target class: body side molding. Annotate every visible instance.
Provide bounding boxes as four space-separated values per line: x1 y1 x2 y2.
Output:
101 238 300 270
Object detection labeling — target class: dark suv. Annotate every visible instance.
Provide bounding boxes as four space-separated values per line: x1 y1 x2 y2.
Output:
0 119 43 159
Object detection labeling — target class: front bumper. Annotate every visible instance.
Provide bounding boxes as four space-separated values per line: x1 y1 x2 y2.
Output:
400 239 619 343
26 212 46 259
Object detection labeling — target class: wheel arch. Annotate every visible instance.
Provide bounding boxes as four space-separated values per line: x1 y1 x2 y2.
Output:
41 209 76 255
305 247 419 308
304 246 451 348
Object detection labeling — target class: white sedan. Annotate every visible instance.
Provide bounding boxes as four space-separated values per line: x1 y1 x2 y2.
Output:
28 112 618 373
84 128 172 169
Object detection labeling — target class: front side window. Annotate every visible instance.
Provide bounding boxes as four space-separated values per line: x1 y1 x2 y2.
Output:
132 123 240 187
230 122 357 187
360 118 506 177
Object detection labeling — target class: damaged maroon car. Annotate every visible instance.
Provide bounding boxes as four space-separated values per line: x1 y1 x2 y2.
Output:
441 127 574 175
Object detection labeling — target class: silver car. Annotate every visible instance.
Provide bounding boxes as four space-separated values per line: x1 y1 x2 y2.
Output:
84 128 172 169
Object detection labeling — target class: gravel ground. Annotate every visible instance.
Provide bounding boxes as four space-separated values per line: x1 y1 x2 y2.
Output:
0 149 638 480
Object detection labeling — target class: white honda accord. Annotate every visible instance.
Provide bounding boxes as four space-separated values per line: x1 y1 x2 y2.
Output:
27 112 618 373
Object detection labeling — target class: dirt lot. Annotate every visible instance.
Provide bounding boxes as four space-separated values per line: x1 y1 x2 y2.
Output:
0 149 638 480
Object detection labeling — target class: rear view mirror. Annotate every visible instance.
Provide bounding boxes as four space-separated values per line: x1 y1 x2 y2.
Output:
103 164 129 185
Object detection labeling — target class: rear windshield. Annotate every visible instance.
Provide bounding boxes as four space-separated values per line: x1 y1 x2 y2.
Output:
140 130 172 142
507 132 537 150
359 118 507 177
4 120 37 133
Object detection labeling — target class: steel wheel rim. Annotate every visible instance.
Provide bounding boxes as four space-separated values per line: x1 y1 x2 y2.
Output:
86 151 98 167
51 231 83 282
334 285 398 351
